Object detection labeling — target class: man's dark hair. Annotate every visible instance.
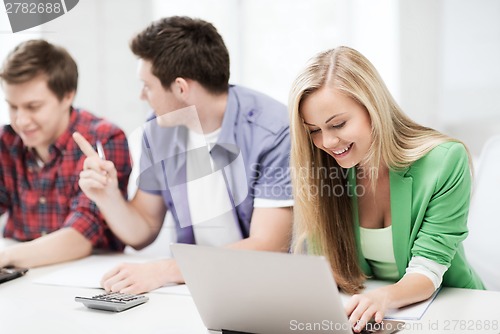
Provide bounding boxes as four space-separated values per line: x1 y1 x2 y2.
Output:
130 16 230 94
0 39 78 100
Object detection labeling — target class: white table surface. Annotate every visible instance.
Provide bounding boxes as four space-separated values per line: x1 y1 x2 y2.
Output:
1 239 499 334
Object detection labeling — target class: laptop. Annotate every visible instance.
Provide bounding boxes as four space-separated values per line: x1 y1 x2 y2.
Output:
170 244 403 334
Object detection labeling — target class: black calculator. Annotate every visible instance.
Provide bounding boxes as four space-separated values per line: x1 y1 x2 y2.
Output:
75 292 149 312
0 267 29 284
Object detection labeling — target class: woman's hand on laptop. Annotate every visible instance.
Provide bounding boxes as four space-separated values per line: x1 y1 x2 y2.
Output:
345 274 435 332
344 287 390 333
100 259 184 294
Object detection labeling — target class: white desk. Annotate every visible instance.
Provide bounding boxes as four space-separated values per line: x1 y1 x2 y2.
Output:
402 288 500 333
0 260 210 334
1 248 499 333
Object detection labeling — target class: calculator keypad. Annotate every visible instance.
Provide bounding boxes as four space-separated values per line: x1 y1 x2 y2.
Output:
75 292 149 312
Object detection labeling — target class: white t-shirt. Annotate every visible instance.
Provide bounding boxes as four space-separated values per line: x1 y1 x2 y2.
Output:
186 128 292 246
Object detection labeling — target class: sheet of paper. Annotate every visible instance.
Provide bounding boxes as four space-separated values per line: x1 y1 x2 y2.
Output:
33 254 153 288
34 254 191 296
340 280 440 320
34 254 191 295
153 283 191 296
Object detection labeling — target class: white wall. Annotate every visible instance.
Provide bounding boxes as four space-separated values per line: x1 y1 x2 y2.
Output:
440 0 500 124
152 0 399 106
1 0 499 157
38 0 152 135
0 10 40 125
0 0 152 135
439 0 500 155
398 0 500 156
399 0 442 127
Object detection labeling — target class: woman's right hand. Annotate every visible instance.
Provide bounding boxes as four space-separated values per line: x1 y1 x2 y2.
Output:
344 287 391 332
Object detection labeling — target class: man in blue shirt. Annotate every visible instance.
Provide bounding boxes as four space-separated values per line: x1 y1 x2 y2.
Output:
74 16 293 294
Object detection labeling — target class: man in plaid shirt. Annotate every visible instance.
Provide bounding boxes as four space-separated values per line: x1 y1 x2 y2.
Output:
0 40 132 268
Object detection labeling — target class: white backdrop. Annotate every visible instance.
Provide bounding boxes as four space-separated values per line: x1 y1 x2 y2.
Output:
1 0 499 156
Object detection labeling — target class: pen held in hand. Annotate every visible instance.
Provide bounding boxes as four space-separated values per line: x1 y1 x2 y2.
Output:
96 140 106 160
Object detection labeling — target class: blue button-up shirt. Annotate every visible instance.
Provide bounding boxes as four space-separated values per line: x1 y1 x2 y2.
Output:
137 85 292 244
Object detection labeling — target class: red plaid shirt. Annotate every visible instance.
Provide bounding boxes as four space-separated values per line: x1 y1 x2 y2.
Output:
0 108 132 250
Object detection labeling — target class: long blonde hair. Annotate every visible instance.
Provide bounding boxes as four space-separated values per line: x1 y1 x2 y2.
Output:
289 46 458 294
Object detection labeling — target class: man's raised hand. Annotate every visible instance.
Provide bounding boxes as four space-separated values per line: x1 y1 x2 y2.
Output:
72 132 120 202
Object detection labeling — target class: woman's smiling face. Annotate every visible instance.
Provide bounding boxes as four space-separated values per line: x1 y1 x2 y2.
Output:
300 87 372 169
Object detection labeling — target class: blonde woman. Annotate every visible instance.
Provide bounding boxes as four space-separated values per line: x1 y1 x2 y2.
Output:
289 46 484 332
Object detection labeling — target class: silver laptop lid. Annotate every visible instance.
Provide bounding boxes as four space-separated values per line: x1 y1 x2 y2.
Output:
170 244 353 334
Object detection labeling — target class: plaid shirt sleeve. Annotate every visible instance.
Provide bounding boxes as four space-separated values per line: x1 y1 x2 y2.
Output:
0 128 12 215
61 116 132 250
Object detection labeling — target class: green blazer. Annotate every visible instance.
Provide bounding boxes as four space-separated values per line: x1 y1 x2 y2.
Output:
348 142 484 289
